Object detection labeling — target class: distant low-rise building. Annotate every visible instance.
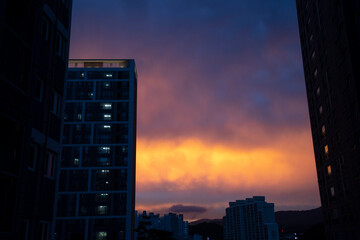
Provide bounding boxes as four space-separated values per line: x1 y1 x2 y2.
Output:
223 196 279 240
135 211 189 240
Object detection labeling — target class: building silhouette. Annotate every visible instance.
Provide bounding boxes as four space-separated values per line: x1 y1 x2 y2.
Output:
296 1 360 239
135 211 189 240
223 196 279 240
0 0 72 239
55 60 137 240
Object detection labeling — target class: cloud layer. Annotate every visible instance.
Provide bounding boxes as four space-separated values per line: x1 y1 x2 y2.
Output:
70 0 320 220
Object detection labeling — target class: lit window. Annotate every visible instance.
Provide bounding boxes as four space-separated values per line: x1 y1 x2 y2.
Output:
103 125 111 129
324 145 329 155
77 114 82 120
98 147 111 154
102 103 112 109
100 169 110 175
96 193 109 202
105 74 113 78
104 82 111 88
327 165 332 175
321 125 326 136
96 231 107 240
74 158 79 166
97 206 108 215
104 114 111 120
330 187 335 197
88 92 94 97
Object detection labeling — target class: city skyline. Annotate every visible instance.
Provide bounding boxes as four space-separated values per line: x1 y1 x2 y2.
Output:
69 0 320 220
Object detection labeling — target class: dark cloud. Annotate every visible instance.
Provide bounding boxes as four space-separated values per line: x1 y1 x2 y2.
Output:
169 204 207 214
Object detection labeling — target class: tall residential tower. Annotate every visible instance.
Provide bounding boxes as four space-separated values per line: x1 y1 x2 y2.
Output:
0 0 72 239
296 1 360 239
223 196 279 240
55 60 137 240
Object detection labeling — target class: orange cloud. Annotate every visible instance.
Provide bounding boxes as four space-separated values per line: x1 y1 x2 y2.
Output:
136 127 317 194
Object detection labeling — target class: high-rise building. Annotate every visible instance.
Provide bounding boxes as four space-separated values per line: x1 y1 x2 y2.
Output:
55 59 137 240
296 1 360 239
0 0 72 239
223 196 279 240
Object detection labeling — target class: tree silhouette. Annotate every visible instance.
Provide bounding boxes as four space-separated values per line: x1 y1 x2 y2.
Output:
136 216 176 240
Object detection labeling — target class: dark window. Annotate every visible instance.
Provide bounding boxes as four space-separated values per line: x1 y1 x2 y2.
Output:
34 78 43 101
118 71 130 79
28 144 38 170
56 33 66 58
67 71 85 79
51 90 62 116
45 152 56 178
39 221 49 240
87 71 117 79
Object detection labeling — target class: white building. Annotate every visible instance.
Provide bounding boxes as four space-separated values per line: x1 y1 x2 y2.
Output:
223 196 279 240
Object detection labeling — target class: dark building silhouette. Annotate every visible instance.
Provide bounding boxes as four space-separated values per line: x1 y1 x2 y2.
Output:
55 60 137 240
0 0 72 239
296 1 360 239
0 0 72 240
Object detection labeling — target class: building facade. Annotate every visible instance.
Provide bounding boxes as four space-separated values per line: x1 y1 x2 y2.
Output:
135 211 189 240
296 1 360 239
0 0 72 239
55 60 137 240
223 196 279 240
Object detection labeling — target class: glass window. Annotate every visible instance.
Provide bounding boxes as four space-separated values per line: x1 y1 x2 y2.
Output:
28 144 38 170
56 33 66 58
96 81 129 100
59 170 89 192
66 82 93 100
97 206 108 215
98 147 110 154
321 125 326 136
118 71 129 79
327 165 332 175
45 152 56 178
330 186 335 197
96 193 109 202
324 145 329 155
40 18 50 41
51 90 62 116
34 78 43 101
62 147 81 167
87 71 116 79
96 232 107 240
39 222 49 240
67 71 85 79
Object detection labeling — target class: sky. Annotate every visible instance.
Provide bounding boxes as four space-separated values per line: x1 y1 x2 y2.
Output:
69 0 321 220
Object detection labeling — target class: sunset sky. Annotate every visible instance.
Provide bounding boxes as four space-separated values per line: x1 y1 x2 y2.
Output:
69 0 320 220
